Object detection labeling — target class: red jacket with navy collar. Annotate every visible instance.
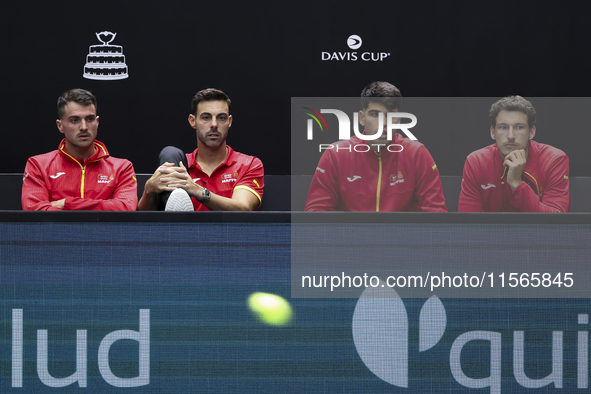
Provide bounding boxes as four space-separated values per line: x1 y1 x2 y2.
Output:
185 145 264 211
22 139 138 211
458 140 570 212
305 134 447 212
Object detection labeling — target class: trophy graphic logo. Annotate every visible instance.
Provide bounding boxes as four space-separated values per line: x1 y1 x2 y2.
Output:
83 31 129 80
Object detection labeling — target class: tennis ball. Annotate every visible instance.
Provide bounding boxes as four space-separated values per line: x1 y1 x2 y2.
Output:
248 292 293 326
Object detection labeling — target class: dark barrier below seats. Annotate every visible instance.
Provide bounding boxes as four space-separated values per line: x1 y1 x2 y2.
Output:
4 174 591 212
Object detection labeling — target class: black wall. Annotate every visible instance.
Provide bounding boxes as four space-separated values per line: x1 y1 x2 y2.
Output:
3 1 590 176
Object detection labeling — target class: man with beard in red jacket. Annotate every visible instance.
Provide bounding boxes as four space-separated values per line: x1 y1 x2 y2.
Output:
458 96 569 212
305 81 447 212
137 88 264 211
22 89 137 211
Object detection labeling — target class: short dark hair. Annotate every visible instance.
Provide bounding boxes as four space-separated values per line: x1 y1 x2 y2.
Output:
190 88 232 115
489 95 536 127
361 81 402 111
57 89 97 119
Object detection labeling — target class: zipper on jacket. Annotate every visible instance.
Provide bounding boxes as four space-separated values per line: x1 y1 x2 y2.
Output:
59 146 86 199
376 155 382 212
524 171 540 197
81 167 86 198
59 143 105 200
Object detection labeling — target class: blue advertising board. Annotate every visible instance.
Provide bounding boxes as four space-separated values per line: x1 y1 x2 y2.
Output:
0 215 589 393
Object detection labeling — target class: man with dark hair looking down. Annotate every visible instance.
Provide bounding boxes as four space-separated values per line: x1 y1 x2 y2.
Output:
305 81 446 212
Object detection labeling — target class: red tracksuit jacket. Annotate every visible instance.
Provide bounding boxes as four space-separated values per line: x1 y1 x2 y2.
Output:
305 134 447 212
458 141 570 212
184 146 265 211
22 139 137 211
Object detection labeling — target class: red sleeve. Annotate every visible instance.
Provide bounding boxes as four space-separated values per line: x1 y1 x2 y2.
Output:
458 157 485 212
511 154 570 213
21 158 61 211
233 157 264 207
413 146 447 212
63 161 138 211
305 150 339 211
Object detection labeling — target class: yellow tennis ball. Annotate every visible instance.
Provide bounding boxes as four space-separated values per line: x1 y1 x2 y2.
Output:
248 292 293 326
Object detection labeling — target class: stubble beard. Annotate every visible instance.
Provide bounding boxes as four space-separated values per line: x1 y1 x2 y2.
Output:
198 132 226 148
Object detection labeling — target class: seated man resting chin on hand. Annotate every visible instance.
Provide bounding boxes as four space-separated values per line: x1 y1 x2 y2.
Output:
458 95 569 212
